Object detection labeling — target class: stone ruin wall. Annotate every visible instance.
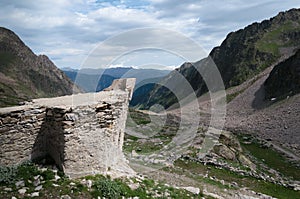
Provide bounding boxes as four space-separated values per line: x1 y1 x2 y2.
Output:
0 78 136 178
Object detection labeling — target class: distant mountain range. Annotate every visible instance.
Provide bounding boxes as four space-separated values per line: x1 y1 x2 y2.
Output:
135 8 300 109
62 67 170 93
0 27 80 107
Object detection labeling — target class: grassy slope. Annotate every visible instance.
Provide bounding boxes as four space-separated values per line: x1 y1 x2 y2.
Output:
0 162 205 199
124 109 300 198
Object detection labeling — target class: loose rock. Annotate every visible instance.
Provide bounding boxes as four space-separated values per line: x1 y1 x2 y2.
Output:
18 188 27 194
31 192 39 197
35 185 43 191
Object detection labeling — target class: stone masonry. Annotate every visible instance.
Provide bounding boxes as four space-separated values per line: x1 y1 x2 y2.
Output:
0 78 136 178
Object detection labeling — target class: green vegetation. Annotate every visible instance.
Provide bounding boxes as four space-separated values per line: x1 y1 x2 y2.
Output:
0 165 18 185
128 108 151 125
240 139 300 180
125 107 300 198
169 159 300 199
256 21 300 55
0 162 205 198
0 83 31 107
226 89 244 103
229 64 256 87
0 162 82 198
125 109 178 155
0 52 16 69
0 161 55 185
123 135 165 154
90 175 203 199
91 175 129 198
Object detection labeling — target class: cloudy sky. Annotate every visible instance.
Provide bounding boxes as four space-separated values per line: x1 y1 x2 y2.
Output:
0 0 299 69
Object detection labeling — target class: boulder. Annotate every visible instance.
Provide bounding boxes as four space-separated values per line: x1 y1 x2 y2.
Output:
213 144 236 160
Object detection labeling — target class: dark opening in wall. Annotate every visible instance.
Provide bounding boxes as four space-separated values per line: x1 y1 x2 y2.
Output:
31 108 66 171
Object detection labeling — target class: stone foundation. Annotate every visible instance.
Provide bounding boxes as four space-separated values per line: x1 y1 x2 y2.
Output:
0 78 136 178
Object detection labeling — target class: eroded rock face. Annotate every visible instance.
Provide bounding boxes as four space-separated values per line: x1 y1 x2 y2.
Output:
0 78 136 178
265 49 300 100
213 144 236 161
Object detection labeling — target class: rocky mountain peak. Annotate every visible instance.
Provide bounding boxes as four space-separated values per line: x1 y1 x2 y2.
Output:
0 27 81 107
0 27 35 62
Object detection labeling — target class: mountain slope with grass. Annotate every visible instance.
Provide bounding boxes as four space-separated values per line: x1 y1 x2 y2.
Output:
137 8 300 109
125 9 300 198
0 27 80 107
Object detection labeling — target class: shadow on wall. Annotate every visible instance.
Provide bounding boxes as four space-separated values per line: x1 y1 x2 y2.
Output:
31 108 67 171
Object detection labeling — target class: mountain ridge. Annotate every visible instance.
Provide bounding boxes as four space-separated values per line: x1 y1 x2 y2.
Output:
136 8 300 109
0 27 81 107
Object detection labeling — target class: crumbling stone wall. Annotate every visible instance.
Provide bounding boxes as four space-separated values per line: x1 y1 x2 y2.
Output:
0 78 136 178
0 107 47 165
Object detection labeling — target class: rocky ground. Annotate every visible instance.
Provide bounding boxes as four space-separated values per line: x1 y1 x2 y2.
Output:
0 161 206 199
123 109 300 199
225 67 300 158
221 49 300 159
1 106 299 198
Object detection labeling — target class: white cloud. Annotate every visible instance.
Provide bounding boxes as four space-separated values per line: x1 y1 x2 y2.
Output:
0 0 299 69
40 48 85 56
